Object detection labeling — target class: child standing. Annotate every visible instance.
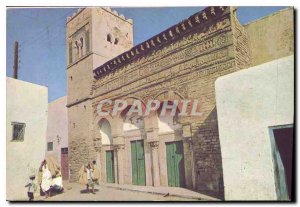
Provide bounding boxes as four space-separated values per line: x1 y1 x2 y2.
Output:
25 175 37 201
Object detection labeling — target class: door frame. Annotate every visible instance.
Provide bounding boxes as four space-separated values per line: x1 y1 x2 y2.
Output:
268 124 293 200
106 150 115 183
60 147 69 180
130 139 146 186
166 140 185 187
157 132 193 189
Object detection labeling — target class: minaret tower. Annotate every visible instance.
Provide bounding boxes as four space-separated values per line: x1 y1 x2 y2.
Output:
66 7 133 181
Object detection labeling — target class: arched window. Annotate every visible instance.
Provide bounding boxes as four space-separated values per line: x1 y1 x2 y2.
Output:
80 37 84 55
75 41 78 49
99 119 112 145
107 34 112 43
74 41 79 59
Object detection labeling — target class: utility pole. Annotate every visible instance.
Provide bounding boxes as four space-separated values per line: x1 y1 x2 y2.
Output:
13 41 19 79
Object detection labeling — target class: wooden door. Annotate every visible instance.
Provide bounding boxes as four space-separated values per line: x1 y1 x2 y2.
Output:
61 147 69 180
106 150 115 183
131 140 146 185
166 141 185 187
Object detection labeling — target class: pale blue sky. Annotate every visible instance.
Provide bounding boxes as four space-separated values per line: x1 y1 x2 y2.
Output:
6 6 287 102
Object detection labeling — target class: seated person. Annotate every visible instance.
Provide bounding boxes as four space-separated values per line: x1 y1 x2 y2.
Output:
51 170 64 193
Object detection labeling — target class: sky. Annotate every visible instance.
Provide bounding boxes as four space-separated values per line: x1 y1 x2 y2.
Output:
6 6 288 102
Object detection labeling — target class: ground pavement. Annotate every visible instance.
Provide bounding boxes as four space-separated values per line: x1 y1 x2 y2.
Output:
36 181 219 201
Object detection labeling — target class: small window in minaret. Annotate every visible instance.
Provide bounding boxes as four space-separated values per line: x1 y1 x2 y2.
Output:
74 41 79 59
114 38 119 45
80 37 84 56
107 34 112 43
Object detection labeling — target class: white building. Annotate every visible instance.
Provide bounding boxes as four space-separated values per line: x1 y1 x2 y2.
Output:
46 96 69 180
6 77 48 201
215 55 294 200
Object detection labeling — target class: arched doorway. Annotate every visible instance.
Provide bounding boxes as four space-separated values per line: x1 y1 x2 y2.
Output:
99 118 112 145
99 118 115 183
121 106 146 186
157 102 185 187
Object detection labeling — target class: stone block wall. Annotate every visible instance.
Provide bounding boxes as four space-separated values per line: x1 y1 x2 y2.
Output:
244 7 294 67
231 7 252 70
91 7 245 199
67 7 134 182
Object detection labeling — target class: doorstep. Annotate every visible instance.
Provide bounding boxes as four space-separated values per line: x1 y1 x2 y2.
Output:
99 182 220 201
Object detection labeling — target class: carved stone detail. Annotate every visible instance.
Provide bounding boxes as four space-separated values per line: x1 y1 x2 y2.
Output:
149 141 159 149
93 15 231 79
114 144 125 151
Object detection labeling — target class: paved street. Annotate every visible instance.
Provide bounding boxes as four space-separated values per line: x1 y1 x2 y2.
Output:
36 182 205 201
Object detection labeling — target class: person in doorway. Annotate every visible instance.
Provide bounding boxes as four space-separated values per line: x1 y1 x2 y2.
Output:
25 175 37 201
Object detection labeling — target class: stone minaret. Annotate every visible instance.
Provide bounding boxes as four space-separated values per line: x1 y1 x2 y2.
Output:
66 7 133 182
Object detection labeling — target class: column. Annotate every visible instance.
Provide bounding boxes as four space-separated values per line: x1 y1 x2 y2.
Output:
183 137 194 189
93 137 102 182
150 141 160 187
115 144 125 185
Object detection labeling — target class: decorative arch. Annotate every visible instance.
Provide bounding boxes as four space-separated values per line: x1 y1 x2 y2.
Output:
153 90 184 134
120 96 146 132
123 96 146 108
154 90 185 101
117 96 147 118
98 118 112 145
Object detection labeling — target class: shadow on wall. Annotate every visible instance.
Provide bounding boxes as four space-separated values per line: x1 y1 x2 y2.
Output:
192 107 224 200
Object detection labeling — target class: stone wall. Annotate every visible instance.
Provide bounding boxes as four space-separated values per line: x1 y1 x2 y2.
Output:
66 8 134 182
68 100 98 181
66 6 295 199
244 7 294 67
232 7 251 70
90 6 251 199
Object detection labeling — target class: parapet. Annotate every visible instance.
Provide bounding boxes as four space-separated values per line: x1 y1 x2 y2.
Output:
66 7 133 24
93 6 230 80
66 8 84 23
102 7 133 24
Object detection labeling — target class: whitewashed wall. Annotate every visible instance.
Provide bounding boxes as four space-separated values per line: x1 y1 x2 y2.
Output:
215 55 294 200
46 96 68 166
6 77 48 200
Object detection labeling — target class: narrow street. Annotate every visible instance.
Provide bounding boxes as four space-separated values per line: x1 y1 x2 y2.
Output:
35 182 215 201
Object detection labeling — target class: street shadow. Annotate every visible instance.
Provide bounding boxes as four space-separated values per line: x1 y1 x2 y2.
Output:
80 189 100 194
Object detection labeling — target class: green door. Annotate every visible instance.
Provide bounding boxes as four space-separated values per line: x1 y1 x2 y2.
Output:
106 150 115 183
131 140 146 185
166 141 185 187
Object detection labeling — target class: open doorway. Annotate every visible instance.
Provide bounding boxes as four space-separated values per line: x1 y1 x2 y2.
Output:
269 125 294 200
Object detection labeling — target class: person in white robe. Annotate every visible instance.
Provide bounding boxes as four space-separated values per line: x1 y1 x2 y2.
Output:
39 160 52 197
